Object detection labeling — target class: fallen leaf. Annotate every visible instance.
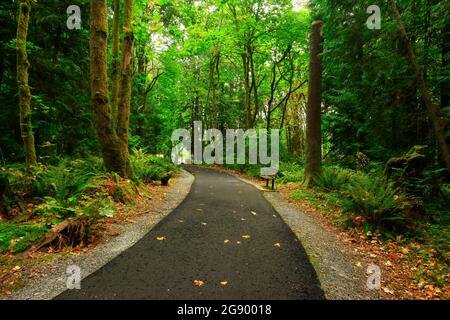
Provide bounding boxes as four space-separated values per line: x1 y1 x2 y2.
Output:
242 235 251 240
251 211 257 216
383 287 394 295
241 218 246 221
156 236 166 241
236 241 241 245
274 243 281 248
224 240 230 244
194 280 205 287
201 222 208 226
220 281 228 286
388 253 399 260
4 291 12 296
12 266 21 271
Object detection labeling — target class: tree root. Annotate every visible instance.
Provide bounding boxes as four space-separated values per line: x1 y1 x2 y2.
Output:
27 217 91 253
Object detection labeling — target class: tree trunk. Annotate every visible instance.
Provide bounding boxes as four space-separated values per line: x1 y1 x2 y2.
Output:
209 48 220 129
391 0 450 173
16 0 37 165
441 19 449 110
242 50 252 129
110 0 121 128
90 0 129 177
304 20 324 184
250 46 259 127
117 0 134 178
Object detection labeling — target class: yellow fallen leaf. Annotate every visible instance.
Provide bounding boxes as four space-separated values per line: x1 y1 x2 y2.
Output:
201 222 208 226
251 211 257 216
274 243 281 248
236 241 241 245
220 281 228 286
241 218 246 221
156 236 166 241
242 235 251 240
383 287 394 295
224 240 230 244
194 280 205 287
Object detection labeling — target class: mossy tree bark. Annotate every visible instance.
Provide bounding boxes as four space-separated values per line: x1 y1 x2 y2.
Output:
90 0 130 178
116 0 134 178
16 0 37 165
304 20 324 185
110 0 121 128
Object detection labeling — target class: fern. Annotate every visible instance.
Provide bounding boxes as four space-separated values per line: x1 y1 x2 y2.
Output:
313 166 352 192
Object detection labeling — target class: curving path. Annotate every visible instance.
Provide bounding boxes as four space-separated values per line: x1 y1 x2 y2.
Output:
57 166 325 300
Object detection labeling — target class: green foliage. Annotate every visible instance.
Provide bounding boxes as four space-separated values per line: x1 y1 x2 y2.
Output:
130 149 179 182
278 163 304 184
0 221 47 253
342 178 409 234
312 166 352 192
32 157 105 203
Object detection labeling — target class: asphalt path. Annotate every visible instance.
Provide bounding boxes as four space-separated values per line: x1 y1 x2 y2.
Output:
57 166 325 300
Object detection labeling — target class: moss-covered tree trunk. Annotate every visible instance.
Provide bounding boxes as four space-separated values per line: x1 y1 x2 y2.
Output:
116 0 134 178
110 0 121 128
16 0 37 165
90 0 129 178
304 20 324 184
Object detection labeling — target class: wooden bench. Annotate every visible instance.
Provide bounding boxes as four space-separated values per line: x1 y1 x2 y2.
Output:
261 174 276 190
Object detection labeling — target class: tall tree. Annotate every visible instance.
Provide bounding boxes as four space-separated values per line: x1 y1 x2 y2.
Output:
16 0 37 164
89 0 130 177
116 0 135 178
304 20 324 184
391 0 450 173
111 0 121 127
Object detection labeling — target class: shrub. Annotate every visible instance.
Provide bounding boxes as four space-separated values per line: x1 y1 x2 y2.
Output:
313 166 353 192
278 163 304 184
33 158 104 202
342 177 409 233
130 149 179 183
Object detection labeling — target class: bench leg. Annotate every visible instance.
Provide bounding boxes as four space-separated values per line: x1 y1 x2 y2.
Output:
266 179 269 187
272 179 275 190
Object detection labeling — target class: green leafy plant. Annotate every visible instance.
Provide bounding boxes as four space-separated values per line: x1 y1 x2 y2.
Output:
313 166 352 192
0 221 48 253
342 177 409 233
130 149 179 184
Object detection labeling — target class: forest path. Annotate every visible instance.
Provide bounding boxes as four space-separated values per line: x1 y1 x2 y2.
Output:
56 166 324 300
